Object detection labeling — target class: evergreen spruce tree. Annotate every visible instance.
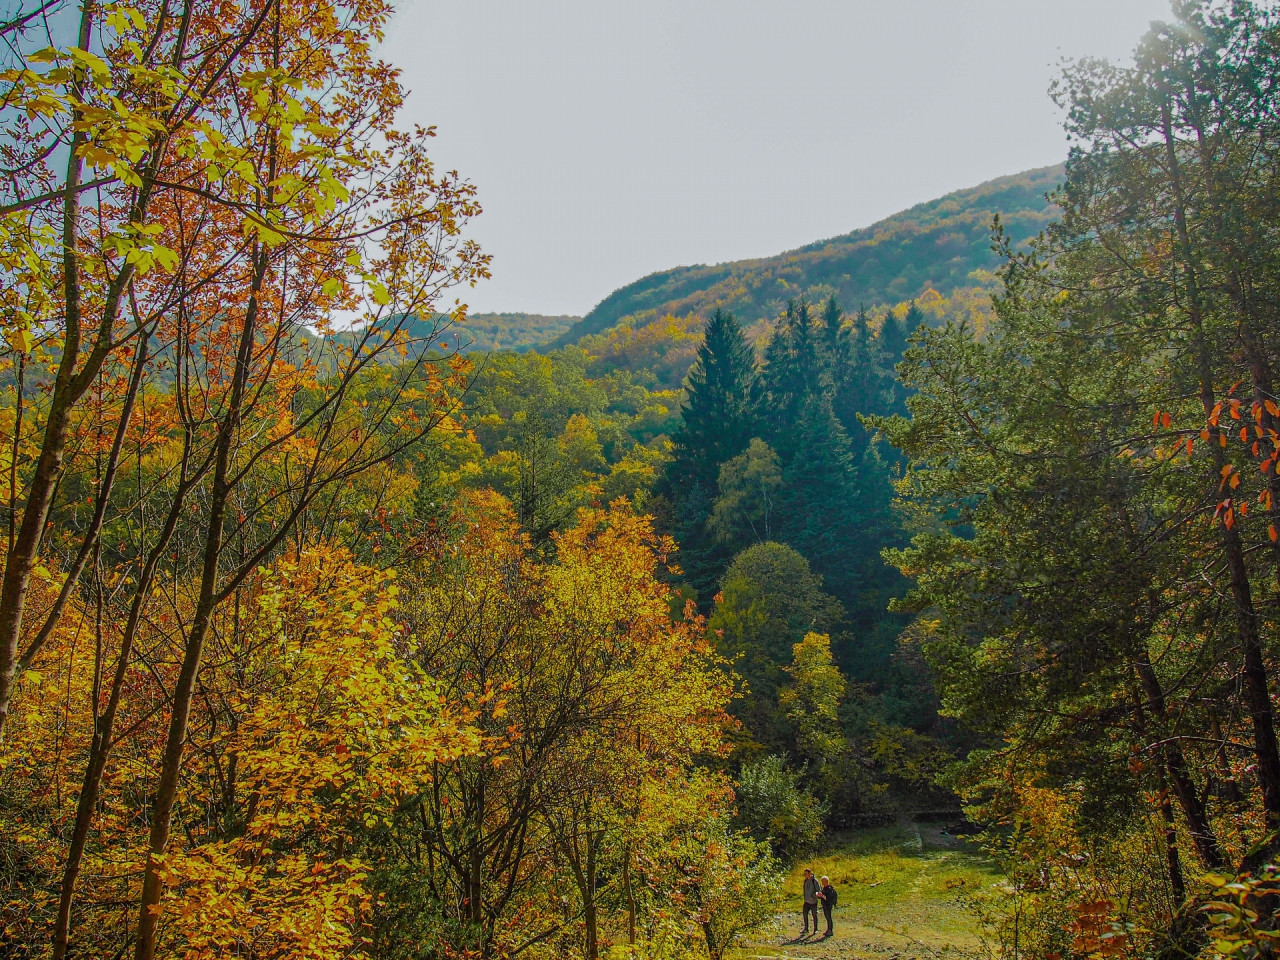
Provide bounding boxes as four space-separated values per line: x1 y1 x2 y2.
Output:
665 308 759 599
818 294 847 379
879 306 909 370
879 303 920 416
667 308 758 492
832 305 894 454
760 298 820 459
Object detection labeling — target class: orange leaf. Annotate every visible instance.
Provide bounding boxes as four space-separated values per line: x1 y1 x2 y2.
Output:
1268 399 1280 417
1161 411 1172 429
1270 525 1277 542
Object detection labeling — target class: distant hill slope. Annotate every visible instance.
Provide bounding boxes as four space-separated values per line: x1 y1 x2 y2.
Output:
458 313 580 352
547 165 1062 348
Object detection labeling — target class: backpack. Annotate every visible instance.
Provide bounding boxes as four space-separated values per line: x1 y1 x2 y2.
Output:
822 884 837 907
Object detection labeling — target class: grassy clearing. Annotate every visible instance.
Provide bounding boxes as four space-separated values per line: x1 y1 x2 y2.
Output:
731 822 1006 959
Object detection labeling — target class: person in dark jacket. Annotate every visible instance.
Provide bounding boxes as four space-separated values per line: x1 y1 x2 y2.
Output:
801 868 820 936
818 875 837 937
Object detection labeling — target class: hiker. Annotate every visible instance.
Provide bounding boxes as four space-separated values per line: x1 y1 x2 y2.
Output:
818 874 837 937
801 868 820 936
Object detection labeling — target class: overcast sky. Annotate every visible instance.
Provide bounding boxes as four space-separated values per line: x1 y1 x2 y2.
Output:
381 1 1173 317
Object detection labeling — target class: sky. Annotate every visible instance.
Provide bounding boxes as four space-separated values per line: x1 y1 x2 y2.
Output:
380 0 1173 317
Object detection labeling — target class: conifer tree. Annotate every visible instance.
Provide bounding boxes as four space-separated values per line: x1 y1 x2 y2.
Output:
760 298 820 459
833 305 893 453
777 394 863 592
818 294 847 378
879 306 909 370
879 303 919 415
668 308 759 492
666 308 759 599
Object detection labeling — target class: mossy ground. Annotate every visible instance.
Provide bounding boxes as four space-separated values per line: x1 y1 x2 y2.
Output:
731 822 1005 960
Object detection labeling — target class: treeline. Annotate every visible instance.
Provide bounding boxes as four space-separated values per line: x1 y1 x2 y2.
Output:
880 3 1280 955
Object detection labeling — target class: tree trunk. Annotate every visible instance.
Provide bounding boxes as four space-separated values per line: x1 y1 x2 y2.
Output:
52 454 197 960
132 250 266 960
0 2 94 740
1135 657 1225 868
584 831 598 960
623 844 636 946
1159 94 1280 825
1159 777 1186 907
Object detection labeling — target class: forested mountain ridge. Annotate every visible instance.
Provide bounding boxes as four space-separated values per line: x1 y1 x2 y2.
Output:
546 164 1062 348
458 312 580 351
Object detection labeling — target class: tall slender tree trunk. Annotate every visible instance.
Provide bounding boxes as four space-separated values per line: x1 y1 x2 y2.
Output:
1159 777 1186 908
133 250 267 960
584 831 599 960
622 843 636 946
1135 657 1226 868
52 450 198 960
1160 94 1280 824
0 2 94 740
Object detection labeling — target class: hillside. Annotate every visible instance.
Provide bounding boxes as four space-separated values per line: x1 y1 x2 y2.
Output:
457 312 580 352
547 164 1062 348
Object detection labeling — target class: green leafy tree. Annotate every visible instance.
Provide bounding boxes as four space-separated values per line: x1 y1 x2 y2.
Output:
874 5 1280 951
733 755 826 859
709 543 842 753
780 633 847 774
707 439 783 550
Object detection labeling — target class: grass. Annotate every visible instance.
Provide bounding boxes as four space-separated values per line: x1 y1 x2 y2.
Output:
730 821 1005 959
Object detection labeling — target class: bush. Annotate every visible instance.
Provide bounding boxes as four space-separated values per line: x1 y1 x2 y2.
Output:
733 755 825 859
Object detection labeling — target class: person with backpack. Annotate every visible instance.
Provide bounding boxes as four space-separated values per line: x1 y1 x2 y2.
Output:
818 875 838 937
